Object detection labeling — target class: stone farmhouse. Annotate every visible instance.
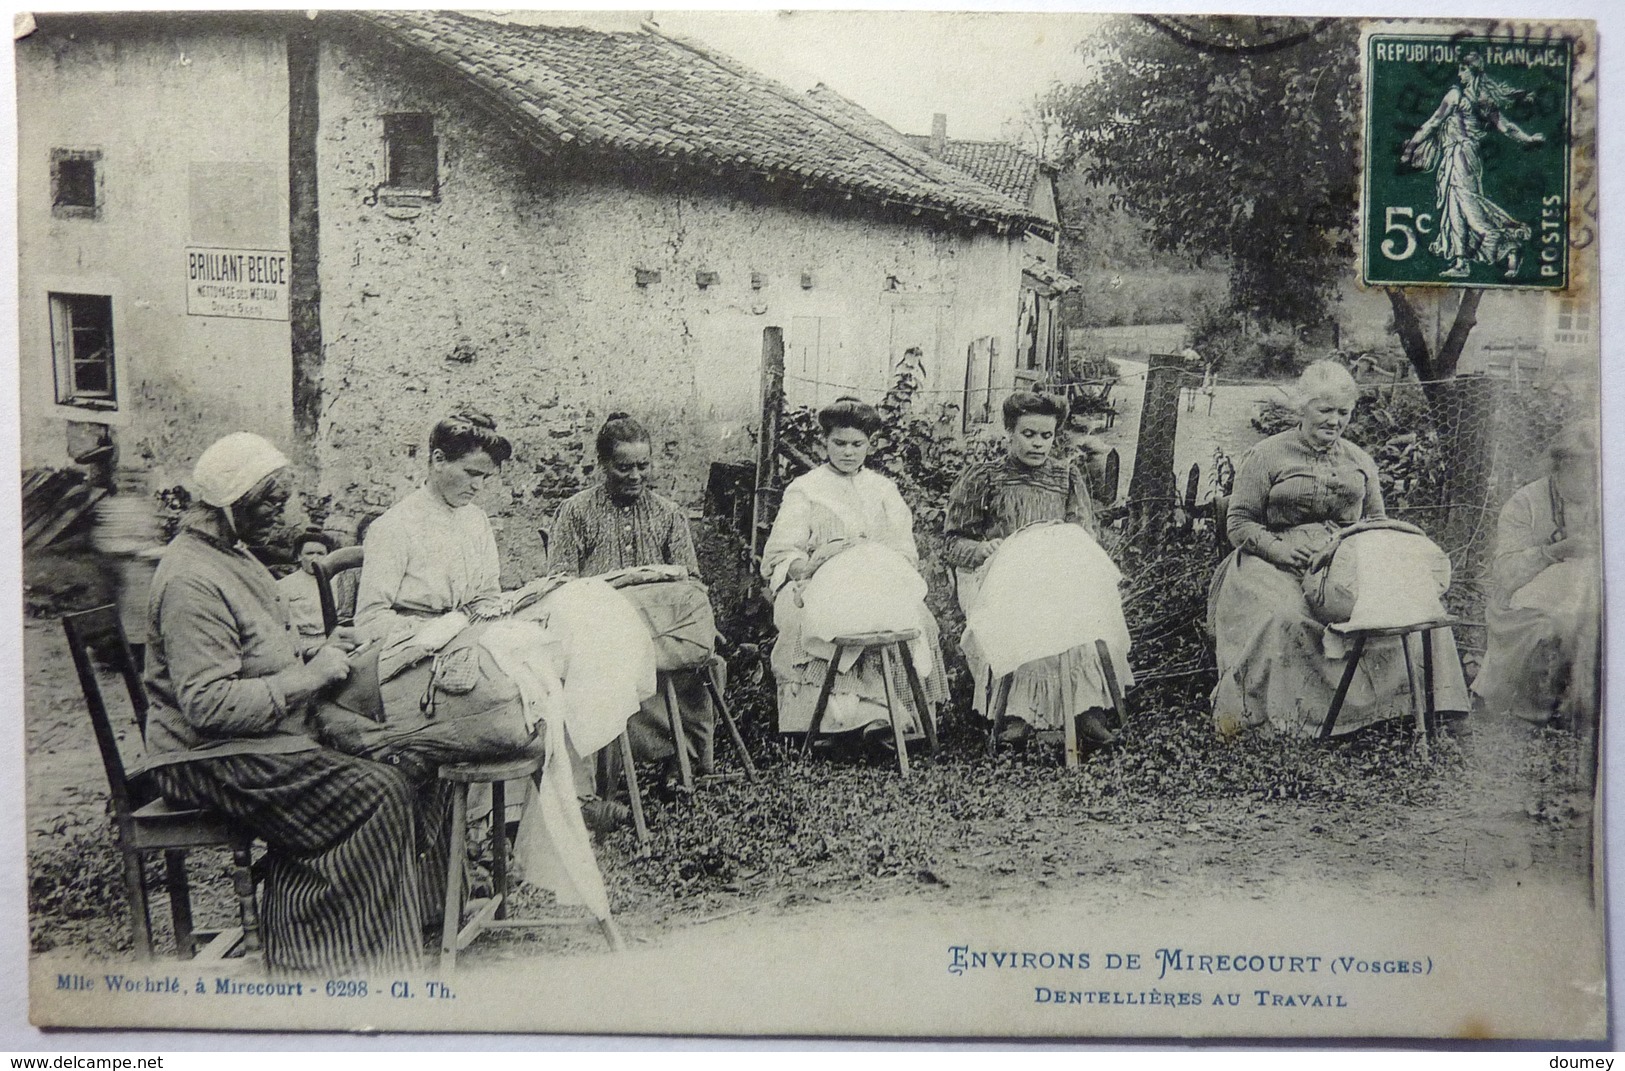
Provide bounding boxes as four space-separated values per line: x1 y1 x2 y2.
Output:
17 10 1060 576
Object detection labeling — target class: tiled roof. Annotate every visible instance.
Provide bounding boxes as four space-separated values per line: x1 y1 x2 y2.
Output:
901 135 1044 206
1023 254 1081 294
345 11 1044 233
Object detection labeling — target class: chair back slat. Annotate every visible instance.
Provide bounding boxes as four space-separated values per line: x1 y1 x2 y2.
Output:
61 605 145 821
312 545 364 635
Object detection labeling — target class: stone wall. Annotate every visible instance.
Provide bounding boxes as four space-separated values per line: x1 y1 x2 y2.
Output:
15 20 295 490
314 38 1024 581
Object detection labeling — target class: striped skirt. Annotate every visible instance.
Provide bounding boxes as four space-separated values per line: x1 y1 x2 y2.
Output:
150 749 424 976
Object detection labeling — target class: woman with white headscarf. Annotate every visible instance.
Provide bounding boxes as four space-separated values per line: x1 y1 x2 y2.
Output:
142 432 423 975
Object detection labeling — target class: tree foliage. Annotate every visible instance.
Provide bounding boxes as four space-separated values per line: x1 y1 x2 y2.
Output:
1045 15 1361 327
1046 15 1490 386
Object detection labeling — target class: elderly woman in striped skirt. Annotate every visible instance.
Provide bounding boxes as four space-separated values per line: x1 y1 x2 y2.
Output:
142 433 422 974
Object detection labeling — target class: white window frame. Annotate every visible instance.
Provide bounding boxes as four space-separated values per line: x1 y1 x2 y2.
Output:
49 292 118 411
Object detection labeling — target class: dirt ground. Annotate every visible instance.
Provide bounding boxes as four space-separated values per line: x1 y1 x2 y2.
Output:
24 610 1595 967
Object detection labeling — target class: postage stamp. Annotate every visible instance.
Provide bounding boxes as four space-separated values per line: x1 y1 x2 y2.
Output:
1363 32 1575 289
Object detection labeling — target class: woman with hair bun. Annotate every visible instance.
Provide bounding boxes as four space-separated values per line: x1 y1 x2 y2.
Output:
762 396 947 760
350 411 515 904
945 390 1128 747
355 411 513 644
549 411 713 783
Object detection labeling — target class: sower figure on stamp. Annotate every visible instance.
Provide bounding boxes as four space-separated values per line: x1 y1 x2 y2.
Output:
142 432 423 975
1402 51 1544 280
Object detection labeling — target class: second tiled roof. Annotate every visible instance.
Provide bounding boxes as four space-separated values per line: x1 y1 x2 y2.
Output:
352 11 1044 233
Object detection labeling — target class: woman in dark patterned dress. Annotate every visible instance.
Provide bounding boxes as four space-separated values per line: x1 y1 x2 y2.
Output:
945 392 1129 746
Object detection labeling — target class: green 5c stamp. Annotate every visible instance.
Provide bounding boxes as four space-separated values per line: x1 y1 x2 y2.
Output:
1363 33 1572 289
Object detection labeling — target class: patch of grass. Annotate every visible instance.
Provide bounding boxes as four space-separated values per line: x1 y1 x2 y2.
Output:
28 823 136 955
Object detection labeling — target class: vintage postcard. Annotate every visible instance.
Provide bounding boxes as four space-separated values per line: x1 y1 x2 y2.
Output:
13 7 1608 1040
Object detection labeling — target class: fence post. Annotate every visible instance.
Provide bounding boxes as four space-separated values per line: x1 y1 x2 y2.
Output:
752 327 786 565
1128 351 1183 522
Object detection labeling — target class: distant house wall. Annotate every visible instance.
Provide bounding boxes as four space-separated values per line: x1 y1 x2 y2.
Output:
16 21 295 488
315 39 1024 578
1335 281 1594 382
1026 172 1059 265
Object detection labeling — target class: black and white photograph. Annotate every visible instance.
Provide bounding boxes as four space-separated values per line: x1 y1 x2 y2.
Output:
9 5 1610 1040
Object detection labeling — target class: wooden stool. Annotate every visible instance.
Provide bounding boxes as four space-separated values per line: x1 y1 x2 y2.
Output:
602 660 759 844
439 757 624 970
655 660 760 793
801 629 938 777
1319 618 1457 755
987 638 1128 767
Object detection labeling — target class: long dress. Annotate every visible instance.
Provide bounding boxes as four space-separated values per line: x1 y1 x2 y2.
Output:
549 484 717 773
1407 80 1531 270
1472 477 1601 725
1209 428 1470 737
762 464 948 734
142 508 422 975
944 455 1129 729
353 483 505 901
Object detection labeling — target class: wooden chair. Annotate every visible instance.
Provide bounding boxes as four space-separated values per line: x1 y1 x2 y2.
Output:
985 638 1129 767
1319 617 1458 756
438 757 624 970
61 606 260 961
800 629 938 777
312 544 365 634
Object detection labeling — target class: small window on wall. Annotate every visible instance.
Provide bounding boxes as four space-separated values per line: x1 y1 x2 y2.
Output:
383 113 438 195
49 293 117 410
1555 298 1592 345
50 149 102 220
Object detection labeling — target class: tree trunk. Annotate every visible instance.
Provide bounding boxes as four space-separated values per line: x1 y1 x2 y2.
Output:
1435 288 1484 379
1385 286 1483 406
1384 287 1435 380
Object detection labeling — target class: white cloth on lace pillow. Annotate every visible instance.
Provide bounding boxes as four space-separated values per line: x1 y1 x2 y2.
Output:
963 523 1130 679
800 542 934 676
